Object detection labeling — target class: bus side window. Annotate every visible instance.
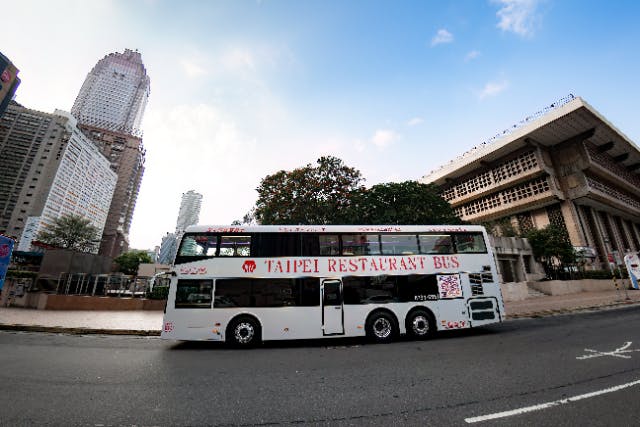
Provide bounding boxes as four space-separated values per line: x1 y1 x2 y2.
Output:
418 234 453 254
341 234 380 256
319 235 340 256
220 235 251 257
453 233 487 253
381 234 419 255
175 279 213 309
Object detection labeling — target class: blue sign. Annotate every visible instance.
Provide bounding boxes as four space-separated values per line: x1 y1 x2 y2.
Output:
0 235 15 290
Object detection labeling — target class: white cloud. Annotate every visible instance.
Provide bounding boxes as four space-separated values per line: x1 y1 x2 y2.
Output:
493 0 540 37
180 59 206 78
431 29 454 46
407 117 424 126
465 50 481 61
371 129 400 148
478 80 510 99
221 48 256 72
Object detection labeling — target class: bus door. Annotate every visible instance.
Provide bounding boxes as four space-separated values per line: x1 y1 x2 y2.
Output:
321 279 344 335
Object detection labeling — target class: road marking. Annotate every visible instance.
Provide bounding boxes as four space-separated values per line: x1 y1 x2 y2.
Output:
465 379 640 424
577 341 640 360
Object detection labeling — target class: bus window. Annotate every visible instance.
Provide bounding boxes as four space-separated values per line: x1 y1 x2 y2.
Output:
453 233 487 253
418 234 453 254
178 234 218 257
220 235 251 257
343 276 397 304
253 233 299 256
381 234 419 255
175 279 213 309
342 234 380 256
319 235 340 256
300 234 320 256
215 278 320 307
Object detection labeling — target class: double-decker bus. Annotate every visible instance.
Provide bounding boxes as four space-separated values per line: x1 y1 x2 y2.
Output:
161 225 504 346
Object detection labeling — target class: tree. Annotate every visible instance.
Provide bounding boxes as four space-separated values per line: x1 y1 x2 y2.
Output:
526 225 576 279
114 250 153 275
36 214 101 253
254 156 365 224
346 181 461 225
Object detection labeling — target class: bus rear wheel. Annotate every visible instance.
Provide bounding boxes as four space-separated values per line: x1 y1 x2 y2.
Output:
227 316 261 347
366 311 398 344
406 309 434 340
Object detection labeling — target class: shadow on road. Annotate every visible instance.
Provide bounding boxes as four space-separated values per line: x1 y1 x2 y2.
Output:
167 326 499 351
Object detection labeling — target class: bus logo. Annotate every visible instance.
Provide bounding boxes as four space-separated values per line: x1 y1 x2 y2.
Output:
242 260 257 273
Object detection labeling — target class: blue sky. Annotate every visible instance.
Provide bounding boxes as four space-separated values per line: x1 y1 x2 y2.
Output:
4 0 640 249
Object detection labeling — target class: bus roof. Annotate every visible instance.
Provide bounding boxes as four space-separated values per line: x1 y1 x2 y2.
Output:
184 224 487 234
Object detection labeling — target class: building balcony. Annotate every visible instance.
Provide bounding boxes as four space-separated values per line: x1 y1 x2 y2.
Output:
584 176 640 216
442 149 550 207
585 143 640 196
454 175 563 222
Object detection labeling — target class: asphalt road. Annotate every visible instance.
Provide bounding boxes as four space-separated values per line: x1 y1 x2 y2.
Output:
2 307 640 426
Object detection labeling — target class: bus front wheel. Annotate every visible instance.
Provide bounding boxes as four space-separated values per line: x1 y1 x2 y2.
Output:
366 311 398 344
226 316 261 347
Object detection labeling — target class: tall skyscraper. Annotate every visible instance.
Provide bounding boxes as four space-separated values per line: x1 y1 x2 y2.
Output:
0 103 116 252
157 190 203 264
71 49 150 258
175 190 203 233
71 49 149 136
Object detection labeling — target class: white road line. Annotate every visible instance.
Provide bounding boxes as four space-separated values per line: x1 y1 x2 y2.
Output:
465 379 640 424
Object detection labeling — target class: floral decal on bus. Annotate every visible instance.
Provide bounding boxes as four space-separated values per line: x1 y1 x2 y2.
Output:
179 266 207 275
437 274 462 298
242 260 257 273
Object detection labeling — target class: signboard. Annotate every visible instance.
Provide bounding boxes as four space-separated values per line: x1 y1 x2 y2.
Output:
0 235 15 291
624 253 640 290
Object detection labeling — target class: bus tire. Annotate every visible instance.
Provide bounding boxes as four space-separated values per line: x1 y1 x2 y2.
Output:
406 308 435 340
365 310 398 344
226 315 261 347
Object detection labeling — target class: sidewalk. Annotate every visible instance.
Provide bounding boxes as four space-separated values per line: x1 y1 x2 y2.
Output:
1 289 640 336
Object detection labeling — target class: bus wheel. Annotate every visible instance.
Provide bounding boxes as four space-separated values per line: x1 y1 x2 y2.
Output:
366 311 397 344
406 309 434 340
227 316 261 347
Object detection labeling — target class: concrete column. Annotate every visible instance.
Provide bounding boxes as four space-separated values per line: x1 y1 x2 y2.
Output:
620 220 638 252
576 205 596 249
590 208 610 266
560 201 588 247
605 212 625 255
631 222 640 252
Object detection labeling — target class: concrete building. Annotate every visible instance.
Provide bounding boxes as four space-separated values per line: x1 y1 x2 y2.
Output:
71 49 150 258
157 191 203 265
175 190 203 234
71 49 149 137
0 103 116 253
0 52 20 118
80 125 145 257
421 95 640 271
158 232 178 265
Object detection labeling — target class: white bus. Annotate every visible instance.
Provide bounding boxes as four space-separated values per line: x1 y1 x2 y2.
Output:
161 225 504 346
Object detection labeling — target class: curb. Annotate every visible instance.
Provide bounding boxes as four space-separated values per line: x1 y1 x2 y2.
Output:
0 324 161 336
506 299 640 319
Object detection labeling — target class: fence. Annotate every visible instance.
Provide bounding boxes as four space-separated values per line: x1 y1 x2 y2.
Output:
48 273 151 297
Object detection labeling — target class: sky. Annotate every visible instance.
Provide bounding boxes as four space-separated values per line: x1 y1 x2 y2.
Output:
4 0 640 250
